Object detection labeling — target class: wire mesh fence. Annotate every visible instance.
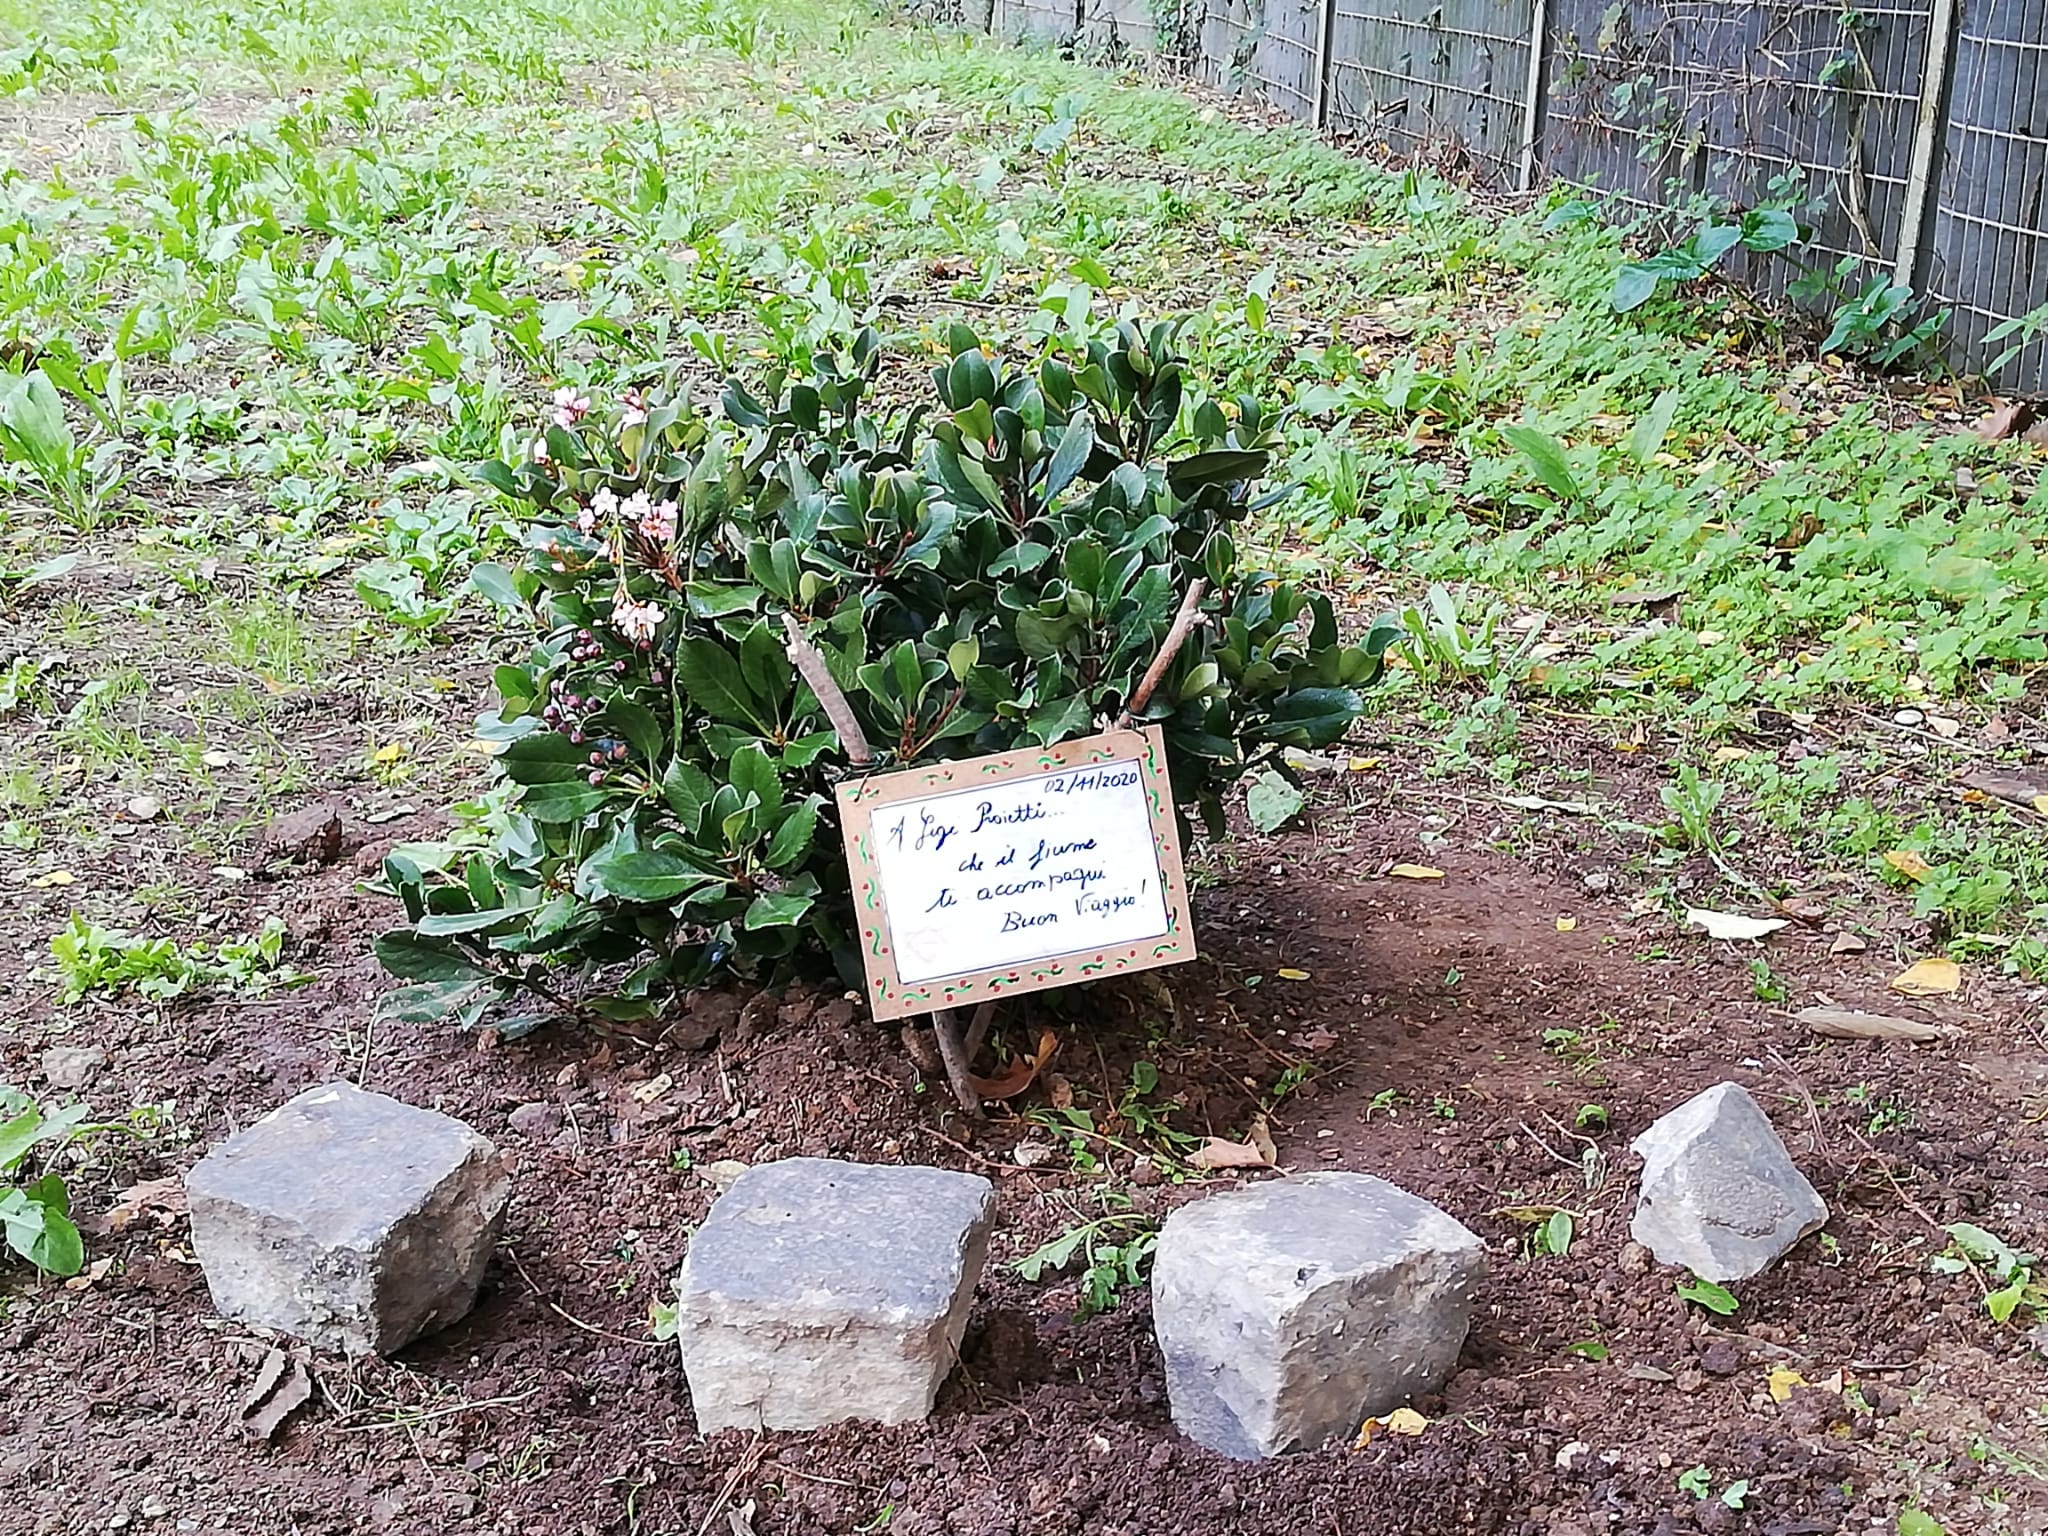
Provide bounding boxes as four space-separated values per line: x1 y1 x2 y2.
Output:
977 0 2048 389
1326 0 1531 181
1196 0 1324 117
1542 1 1934 312
1928 0 2048 392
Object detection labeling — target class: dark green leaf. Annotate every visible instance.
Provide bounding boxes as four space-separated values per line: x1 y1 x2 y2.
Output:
743 891 814 929
373 932 496 984
587 850 719 902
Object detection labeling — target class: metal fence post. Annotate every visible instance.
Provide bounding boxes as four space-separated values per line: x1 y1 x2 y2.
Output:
1516 0 1548 193
1311 0 1339 129
1894 0 1962 290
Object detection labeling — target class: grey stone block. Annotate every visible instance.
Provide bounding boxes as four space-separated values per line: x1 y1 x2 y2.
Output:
1630 1081 1828 1282
1153 1172 1486 1460
185 1081 510 1356
675 1158 995 1432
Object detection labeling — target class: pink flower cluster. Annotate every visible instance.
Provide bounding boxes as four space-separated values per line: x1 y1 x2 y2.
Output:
552 387 592 429
623 490 678 545
612 598 663 645
579 486 618 535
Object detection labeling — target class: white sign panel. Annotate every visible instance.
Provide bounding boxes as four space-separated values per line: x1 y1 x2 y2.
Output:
835 727 1196 1020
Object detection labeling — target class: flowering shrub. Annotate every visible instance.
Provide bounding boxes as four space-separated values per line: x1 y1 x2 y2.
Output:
375 321 1396 1031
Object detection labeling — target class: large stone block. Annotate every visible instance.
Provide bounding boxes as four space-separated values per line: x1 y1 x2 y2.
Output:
185 1081 510 1356
675 1158 995 1432
1630 1081 1828 1282
1153 1172 1485 1460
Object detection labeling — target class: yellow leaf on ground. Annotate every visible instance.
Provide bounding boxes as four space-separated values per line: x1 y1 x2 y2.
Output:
1767 1367 1808 1403
372 741 407 764
1347 757 1381 772
1355 1406 1431 1448
30 869 75 887
1277 967 1311 981
1388 864 1444 880
1889 956 1961 997
1883 849 1933 882
1556 917 1577 932
2033 794 2048 818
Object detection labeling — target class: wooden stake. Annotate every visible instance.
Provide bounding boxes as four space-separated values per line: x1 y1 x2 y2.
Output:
1119 579 1207 727
930 1007 983 1119
781 614 872 766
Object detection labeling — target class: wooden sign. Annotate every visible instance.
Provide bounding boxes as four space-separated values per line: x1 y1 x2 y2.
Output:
835 726 1196 1021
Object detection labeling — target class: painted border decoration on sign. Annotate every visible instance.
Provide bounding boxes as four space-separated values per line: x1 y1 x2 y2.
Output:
836 726 1196 1021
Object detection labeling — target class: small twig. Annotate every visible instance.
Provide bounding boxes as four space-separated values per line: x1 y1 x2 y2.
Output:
918 1124 1009 1170
782 613 872 765
1836 1122 1991 1300
1765 1050 1841 1168
695 1437 767 1536
1516 1121 1583 1170
501 1247 662 1349
1118 579 1208 726
333 1387 541 1431
929 1007 984 1119
761 1462 884 1495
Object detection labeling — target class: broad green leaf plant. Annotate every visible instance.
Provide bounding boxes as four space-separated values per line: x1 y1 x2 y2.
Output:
377 321 1397 1032
0 1086 94 1276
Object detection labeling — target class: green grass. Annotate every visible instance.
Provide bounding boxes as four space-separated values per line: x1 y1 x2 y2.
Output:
0 0 2044 965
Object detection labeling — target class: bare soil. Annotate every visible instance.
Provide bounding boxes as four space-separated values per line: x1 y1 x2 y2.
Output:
4 734 2047 1536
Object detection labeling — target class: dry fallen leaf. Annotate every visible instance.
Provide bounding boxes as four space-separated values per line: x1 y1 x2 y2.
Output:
1959 768 2048 813
1388 864 1444 881
240 1348 314 1442
1555 917 1577 932
1277 967 1311 981
1767 1366 1808 1403
1354 1406 1430 1448
969 1028 1059 1100
1187 1120 1276 1171
1973 398 2036 442
629 1071 674 1104
1829 932 1867 956
1799 1007 1958 1044
1883 849 1933 882
1889 957 1961 996
63 1257 116 1290
1686 908 1788 941
104 1177 188 1235
1498 794 1601 815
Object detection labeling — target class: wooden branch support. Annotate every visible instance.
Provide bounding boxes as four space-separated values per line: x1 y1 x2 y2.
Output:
961 999 997 1064
929 1007 983 1119
1118 579 1207 728
781 613 872 766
